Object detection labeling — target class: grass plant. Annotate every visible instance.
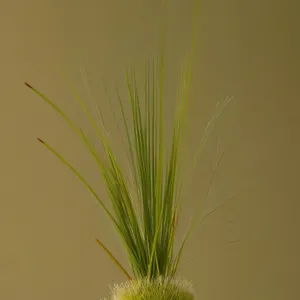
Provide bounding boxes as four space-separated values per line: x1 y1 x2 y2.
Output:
25 0 231 298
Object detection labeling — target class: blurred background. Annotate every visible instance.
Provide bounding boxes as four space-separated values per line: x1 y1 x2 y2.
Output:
1 0 299 299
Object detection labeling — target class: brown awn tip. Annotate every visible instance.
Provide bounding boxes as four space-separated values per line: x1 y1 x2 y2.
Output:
24 82 33 89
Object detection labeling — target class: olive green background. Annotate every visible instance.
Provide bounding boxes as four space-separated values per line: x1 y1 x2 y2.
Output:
1 0 299 299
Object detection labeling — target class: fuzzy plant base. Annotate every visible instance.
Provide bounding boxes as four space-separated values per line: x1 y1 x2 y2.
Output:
106 277 195 300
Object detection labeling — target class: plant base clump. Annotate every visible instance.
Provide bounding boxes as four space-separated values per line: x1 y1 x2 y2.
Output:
108 277 195 300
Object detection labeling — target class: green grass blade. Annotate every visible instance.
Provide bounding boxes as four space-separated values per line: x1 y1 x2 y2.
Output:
36 137 117 226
